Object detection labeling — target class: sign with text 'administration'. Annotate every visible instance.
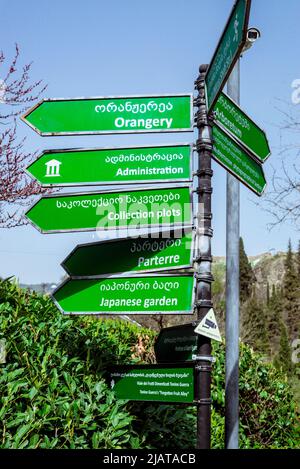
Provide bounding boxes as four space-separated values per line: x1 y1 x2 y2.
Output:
212 125 266 196
25 185 192 234
52 275 195 315
26 144 192 187
21 94 193 136
205 0 251 114
62 229 194 277
155 323 198 363
213 92 270 163
108 364 195 404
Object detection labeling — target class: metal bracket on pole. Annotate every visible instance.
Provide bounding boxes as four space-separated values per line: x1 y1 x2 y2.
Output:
192 355 216 363
194 299 213 308
195 398 212 405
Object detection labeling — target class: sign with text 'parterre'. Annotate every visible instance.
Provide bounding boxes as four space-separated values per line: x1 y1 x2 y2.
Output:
213 92 270 163
205 0 251 113
62 229 194 277
25 185 192 234
26 144 192 187
52 274 195 315
108 364 196 404
212 125 266 196
21 94 193 136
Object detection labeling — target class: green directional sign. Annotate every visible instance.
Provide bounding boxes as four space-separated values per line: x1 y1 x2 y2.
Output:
26 185 192 234
62 229 194 277
108 364 195 404
213 92 270 163
205 0 251 113
26 144 192 187
212 125 266 196
52 275 195 315
155 323 198 363
21 94 193 136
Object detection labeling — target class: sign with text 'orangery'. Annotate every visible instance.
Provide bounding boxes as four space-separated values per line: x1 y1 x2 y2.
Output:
21 94 193 136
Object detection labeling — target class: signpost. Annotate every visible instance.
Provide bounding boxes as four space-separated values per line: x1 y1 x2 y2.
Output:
26 144 192 187
52 274 195 315
108 364 196 404
213 92 270 163
205 0 251 113
212 125 266 196
25 185 192 234
62 229 194 277
155 323 198 363
21 94 193 136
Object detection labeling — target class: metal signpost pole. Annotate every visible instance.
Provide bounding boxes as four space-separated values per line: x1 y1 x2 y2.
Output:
225 60 240 449
194 64 213 449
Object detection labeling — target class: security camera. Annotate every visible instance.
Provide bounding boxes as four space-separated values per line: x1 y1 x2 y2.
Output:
242 28 261 52
247 28 261 43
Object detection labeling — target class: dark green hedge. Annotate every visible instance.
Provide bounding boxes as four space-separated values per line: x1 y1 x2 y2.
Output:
0 278 299 448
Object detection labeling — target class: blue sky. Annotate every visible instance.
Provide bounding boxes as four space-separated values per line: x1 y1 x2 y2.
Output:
1 0 300 284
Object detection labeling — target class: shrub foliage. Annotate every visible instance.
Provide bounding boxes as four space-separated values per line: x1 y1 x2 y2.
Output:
0 278 299 448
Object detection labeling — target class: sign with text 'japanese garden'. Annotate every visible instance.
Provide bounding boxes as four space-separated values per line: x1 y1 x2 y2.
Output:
26 144 192 187
62 229 194 277
108 365 195 404
21 95 193 136
52 275 195 315
25 185 192 234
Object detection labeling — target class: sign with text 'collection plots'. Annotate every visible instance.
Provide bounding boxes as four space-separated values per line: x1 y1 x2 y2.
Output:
21 95 193 136
25 185 192 234
52 275 195 316
213 92 270 163
62 229 194 277
212 125 266 196
205 0 251 114
108 364 196 404
26 144 192 187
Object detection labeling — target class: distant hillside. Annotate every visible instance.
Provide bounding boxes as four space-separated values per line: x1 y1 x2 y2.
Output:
214 251 287 300
20 283 57 294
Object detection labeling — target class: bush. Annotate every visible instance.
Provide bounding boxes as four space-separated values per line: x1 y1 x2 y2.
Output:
0 278 299 448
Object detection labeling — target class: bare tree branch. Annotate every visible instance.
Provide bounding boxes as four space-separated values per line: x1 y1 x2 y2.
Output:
0 45 48 228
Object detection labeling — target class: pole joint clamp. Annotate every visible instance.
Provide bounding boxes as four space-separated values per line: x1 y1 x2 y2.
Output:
192 355 215 363
195 365 212 372
194 299 213 309
195 398 212 405
196 168 214 178
195 273 214 283
196 139 213 152
194 186 213 195
194 254 213 263
196 227 213 237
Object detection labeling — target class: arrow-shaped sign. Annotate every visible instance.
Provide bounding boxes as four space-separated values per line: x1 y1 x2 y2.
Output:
62 229 194 277
212 125 266 196
52 274 195 315
21 94 193 136
107 364 196 404
154 323 199 363
213 92 270 163
205 0 251 114
25 185 193 234
26 144 192 187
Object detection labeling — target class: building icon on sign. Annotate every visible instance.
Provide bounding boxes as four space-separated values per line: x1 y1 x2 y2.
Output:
45 159 62 177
